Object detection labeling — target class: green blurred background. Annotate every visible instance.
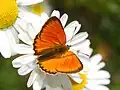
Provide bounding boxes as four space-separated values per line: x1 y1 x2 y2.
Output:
0 0 120 90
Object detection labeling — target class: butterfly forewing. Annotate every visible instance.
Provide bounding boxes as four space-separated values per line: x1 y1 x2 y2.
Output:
33 16 66 55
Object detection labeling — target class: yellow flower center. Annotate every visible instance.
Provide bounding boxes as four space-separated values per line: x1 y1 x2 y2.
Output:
72 73 87 90
29 3 45 15
0 0 18 29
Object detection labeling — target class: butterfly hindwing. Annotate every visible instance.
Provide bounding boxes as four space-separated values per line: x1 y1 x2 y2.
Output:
39 51 83 74
33 17 66 55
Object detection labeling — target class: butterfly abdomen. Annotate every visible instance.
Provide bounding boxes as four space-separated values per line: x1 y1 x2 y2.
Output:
37 45 69 61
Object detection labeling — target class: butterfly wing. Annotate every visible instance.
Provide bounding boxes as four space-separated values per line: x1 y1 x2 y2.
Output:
33 16 66 55
39 51 83 74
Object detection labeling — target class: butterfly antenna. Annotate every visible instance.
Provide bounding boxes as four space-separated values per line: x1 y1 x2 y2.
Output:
77 50 90 57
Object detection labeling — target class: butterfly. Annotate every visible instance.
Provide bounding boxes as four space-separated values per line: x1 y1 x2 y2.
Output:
33 16 83 74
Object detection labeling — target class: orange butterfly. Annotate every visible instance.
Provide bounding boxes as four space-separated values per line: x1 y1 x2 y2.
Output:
33 16 83 74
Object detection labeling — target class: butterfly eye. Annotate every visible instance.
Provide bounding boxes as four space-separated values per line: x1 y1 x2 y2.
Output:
67 45 71 48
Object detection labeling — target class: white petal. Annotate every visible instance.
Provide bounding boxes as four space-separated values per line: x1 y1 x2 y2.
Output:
85 83 95 90
27 71 38 87
18 65 32 76
71 47 93 59
95 85 110 90
34 12 49 31
9 27 19 44
18 10 39 24
33 71 46 90
90 54 102 65
68 73 82 83
6 28 19 44
12 55 36 68
88 62 106 72
60 14 68 27
78 51 90 60
14 21 33 45
14 44 34 54
66 32 88 45
18 10 43 32
14 18 28 32
33 81 43 90
88 79 110 85
39 12 49 24
86 84 109 90
51 10 60 18
19 12 48 34
70 39 90 51
0 31 11 58
15 17 37 39
89 62 106 72
33 12 49 32
6 28 19 56
88 65 99 72
88 70 111 79
17 0 43 6
16 19 37 39
97 62 106 70
64 21 81 41
79 47 93 57
27 23 38 39
19 33 33 45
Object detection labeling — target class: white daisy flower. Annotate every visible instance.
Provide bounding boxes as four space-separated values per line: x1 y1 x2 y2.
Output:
72 54 111 90
0 0 44 58
12 10 92 90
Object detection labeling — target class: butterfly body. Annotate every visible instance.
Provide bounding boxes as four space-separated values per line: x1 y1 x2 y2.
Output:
38 45 69 62
33 16 83 74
